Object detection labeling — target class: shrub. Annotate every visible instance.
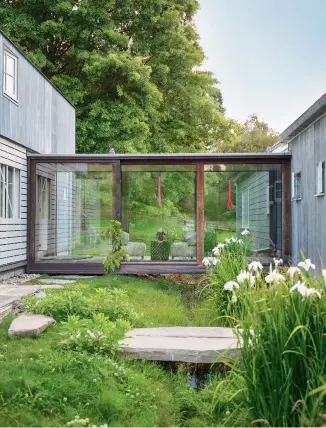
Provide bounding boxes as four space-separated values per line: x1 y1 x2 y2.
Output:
220 258 326 426
60 314 130 356
23 286 138 323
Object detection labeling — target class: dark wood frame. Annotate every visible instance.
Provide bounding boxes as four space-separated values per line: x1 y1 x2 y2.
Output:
27 153 291 275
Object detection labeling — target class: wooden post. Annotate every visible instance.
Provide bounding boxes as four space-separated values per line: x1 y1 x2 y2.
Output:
112 161 121 221
282 161 291 262
27 159 36 272
196 163 205 264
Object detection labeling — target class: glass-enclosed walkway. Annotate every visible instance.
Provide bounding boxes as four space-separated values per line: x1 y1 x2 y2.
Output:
27 153 291 274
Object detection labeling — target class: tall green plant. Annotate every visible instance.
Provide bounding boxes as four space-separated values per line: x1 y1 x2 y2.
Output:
103 220 129 276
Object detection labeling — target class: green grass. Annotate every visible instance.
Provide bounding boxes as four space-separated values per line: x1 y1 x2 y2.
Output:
1 274 239 427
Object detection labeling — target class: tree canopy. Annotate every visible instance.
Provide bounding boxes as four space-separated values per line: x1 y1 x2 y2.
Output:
0 0 234 154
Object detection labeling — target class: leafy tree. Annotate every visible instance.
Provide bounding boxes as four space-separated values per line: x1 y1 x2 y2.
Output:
0 0 233 154
214 114 278 153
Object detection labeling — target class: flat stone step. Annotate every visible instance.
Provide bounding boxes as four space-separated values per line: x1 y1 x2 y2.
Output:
8 314 55 337
0 285 40 297
120 327 240 363
56 275 95 279
38 279 76 285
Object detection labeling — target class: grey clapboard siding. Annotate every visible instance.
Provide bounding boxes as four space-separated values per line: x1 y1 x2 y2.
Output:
236 172 270 251
0 137 27 266
290 114 326 268
0 32 75 155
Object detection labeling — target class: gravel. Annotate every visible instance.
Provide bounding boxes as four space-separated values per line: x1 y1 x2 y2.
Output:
0 273 40 286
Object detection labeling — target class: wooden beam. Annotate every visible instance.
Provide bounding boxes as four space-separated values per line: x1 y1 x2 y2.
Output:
27 159 36 273
196 164 205 264
282 161 291 262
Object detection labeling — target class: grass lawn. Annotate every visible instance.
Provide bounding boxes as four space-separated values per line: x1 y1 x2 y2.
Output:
0 275 243 427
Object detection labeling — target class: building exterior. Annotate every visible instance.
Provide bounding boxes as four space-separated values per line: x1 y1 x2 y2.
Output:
0 31 75 277
271 92 326 270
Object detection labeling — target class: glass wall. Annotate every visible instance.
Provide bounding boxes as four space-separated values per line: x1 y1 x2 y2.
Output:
34 163 113 263
121 165 197 262
204 164 282 263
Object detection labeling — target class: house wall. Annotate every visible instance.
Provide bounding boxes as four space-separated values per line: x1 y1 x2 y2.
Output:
289 114 326 268
0 31 75 274
0 32 75 154
236 171 271 252
0 137 27 269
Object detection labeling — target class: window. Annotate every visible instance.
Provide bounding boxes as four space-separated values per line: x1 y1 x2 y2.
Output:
275 181 282 202
292 172 302 200
37 176 51 220
3 49 18 101
316 161 325 196
0 164 20 219
242 188 249 228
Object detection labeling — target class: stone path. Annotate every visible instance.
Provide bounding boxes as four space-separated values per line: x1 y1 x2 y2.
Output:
120 327 240 363
0 284 41 317
38 279 76 285
8 313 55 337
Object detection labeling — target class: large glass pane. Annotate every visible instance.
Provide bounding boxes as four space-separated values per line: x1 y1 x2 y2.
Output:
121 164 197 262
204 164 282 264
34 163 113 263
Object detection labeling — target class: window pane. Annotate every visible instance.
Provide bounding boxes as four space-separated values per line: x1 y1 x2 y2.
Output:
7 167 13 218
5 75 15 96
14 169 20 218
0 165 5 218
35 163 113 263
5 54 15 76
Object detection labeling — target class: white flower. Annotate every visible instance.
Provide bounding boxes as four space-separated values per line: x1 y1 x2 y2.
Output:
241 229 250 236
237 239 244 244
212 243 225 256
236 270 256 286
298 259 316 272
248 261 263 272
265 270 285 284
203 257 210 267
287 266 301 278
231 292 237 303
87 330 96 339
290 281 321 298
273 258 283 267
224 281 240 291
203 257 219 267
322 269 326 283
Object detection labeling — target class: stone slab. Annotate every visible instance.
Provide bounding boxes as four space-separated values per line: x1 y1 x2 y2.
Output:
120 327 240 363
40 284 64 289
8 314 55 337
39 279 76 285
56 276 95 279
34 291 47 299
0 285 40 297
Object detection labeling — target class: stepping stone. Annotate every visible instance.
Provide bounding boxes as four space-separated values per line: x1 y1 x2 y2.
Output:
120 327 240 364
39 284 64 289
0 285 40 297
8 314 55 337
56 275 95 279
39 279 76 285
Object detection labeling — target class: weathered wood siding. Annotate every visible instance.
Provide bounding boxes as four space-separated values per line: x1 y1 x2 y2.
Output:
0 137 27 267
289 114 326 269
236 172 270 251
0 32 75 154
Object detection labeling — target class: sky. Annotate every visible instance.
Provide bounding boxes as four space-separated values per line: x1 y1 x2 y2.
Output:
195 0 326 132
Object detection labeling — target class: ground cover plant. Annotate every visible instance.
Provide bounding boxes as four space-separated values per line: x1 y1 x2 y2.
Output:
0 275 241 427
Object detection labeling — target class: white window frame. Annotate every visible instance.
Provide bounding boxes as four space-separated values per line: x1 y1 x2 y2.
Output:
292 172 302 201
3 49 18 102
0 163 21 220
315 161 325 197
242 188 249 228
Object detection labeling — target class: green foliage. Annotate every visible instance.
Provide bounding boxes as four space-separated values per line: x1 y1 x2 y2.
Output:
60 314 130 356
0 0 234 154
103 220 129 274
23 285 137 323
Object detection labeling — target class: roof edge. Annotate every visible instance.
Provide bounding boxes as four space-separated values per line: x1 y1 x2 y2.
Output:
280 92 326 143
